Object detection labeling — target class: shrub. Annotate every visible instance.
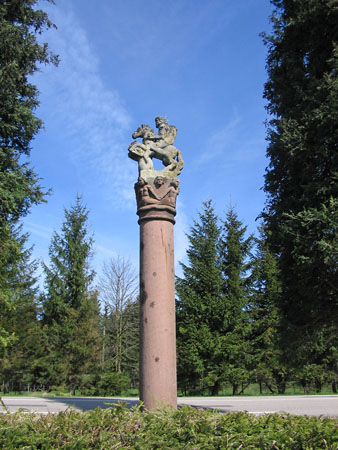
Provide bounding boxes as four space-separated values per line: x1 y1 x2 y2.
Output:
0 404 337 449
79 372 131 396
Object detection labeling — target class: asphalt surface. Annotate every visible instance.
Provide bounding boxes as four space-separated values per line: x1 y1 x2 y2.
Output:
1 395 338 417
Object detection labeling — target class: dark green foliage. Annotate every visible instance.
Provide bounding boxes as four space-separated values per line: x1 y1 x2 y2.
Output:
41 196 100 391
220 206 253 320
283 322 338 395
42 196 95 322
218 206 254 394
176 201 225 395
249 226 288 394
262 0 338 330
0 231 43 392
0 0 58 222
0 406 338 449
0 0 58 347
0 226 24 355
176 202 255 395
80 372 131 396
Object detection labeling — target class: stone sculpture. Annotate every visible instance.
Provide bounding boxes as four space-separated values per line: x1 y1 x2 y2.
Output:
129 117 183 222
135 176 180 213
128 116 184 181
129 116 183 409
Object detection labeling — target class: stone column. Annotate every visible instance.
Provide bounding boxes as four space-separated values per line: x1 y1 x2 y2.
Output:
136 178 179 409
128 116 183 410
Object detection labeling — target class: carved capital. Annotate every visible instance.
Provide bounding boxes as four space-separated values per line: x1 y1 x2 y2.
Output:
135 176 179 224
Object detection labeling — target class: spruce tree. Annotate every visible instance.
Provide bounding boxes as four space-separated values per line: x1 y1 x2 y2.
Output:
249 226 287 394
0 231 43 392
176 200 224 395
41 196 99 391
220 206 253 323
0 0 58 349
262 1 338 330
219 205 254 395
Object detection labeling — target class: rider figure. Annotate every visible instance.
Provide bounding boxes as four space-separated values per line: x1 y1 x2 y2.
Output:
147 116 177 151
129 117 183 178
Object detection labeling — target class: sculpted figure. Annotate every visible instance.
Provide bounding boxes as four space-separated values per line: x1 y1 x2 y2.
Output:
154 176 166 188
135 177 161 207
160 179 179 208
135 176 180 210
146 116 176 150
128 117 184 179
128 129 154 173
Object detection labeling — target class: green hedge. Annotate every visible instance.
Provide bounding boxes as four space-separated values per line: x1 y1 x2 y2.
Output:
0 404 337 449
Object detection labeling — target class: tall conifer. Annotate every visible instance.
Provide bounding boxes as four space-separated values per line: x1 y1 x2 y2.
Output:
0 0 58 352
41 196 99 391
249 226 286 393
219 206 254 394
0 232 43 392
262 0 338 330
176 201 224 395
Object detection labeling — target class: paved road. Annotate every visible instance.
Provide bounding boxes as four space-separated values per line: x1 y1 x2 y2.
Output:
179 395 338 417
1 395 337 417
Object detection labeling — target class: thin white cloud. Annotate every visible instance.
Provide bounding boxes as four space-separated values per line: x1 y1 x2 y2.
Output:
94 244 118 259
199 115 242 165
92 230 139 274
36 1 134 205
24 221 54 240
196 114 265 170
102 0 237 78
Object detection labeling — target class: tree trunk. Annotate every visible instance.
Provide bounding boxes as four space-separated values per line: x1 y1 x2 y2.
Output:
314 380 322 393
238 383 250 395
277 381 286 394
232 384 239 395
265 382 275 394
211 381 220 396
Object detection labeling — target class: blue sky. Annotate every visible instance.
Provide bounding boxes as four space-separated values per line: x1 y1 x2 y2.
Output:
26 0 273 283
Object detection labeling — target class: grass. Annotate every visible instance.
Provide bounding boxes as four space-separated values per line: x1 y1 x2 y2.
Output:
0 388 139 397
179 383 337 397
217 383 336 397
1 383 336 398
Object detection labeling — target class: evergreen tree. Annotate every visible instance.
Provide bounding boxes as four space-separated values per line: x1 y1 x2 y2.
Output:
176 201 225 395
249 226 287 394
284 321 338 394
0 231 43 392
262 1 338 331
0 0 58 349
220 206 253 325
41 196 100 391
219 205 254 395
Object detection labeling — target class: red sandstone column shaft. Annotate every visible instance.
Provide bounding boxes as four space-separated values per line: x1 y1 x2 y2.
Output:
129 116 183 410
139 218 177 409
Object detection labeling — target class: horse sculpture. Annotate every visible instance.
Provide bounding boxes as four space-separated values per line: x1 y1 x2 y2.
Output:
129 123 184 178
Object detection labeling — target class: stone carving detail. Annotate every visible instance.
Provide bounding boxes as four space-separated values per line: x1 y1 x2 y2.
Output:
128 116 184 180
135 176 179 213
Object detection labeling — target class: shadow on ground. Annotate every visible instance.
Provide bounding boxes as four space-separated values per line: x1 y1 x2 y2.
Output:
46 397 140 412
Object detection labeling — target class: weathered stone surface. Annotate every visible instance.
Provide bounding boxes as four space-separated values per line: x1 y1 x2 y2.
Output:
129 117 182 410
128 117 184 181
135 176 179 224
139 218 177 409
